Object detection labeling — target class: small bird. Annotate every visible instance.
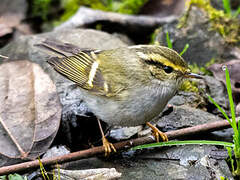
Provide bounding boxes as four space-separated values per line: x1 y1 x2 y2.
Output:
39 40 201 155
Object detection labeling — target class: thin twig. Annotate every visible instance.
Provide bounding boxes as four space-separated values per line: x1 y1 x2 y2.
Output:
0 119 236 175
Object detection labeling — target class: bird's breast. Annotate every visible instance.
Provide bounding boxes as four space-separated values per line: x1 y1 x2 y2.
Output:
83 83 177 127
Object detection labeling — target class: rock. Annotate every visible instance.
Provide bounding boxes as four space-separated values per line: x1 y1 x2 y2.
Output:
42 145 70 159
135 145 232 179
168 91 205 108
202 76 229 110
157 105 224 131
0 0 29 47
140 0 185 17
208 60 240 115
168 75 229 112
52 168 121 180
208 60 240 94
110 126 143 141
155 7 239 66
54 145 232 179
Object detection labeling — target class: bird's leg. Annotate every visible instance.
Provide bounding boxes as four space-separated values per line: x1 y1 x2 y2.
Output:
97 119 116 156
146 122 168 142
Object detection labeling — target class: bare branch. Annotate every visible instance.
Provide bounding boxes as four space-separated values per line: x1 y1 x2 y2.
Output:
0 120 235 175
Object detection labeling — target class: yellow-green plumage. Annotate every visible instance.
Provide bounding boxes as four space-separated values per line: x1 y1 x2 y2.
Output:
38 40 201 154
40 41 197 127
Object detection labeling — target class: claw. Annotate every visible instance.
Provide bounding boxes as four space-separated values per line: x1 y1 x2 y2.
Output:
146 122 168 142
97 119 117 156
102 136 116 156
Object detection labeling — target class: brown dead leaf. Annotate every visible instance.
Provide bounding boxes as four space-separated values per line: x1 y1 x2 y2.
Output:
0 60 61 164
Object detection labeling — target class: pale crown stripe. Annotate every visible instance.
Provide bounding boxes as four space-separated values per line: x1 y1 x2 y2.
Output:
136 52 149 60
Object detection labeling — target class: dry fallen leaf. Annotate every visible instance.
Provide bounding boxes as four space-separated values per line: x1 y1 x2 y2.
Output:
0 60 61 165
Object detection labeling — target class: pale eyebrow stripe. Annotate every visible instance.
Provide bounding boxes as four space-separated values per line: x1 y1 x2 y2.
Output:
136 52 185 72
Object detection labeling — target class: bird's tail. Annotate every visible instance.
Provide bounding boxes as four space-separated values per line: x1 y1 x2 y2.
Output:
35 39 82 57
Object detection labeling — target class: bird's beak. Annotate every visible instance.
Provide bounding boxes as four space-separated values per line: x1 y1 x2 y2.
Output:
184 73 203 79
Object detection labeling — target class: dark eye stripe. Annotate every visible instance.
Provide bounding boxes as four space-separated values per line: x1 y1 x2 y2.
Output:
145 60 174 74
145 60 164 68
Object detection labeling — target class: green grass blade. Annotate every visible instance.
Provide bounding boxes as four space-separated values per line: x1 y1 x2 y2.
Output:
222 0 231 16
166 31 173 49
224 66 240 171
225 67 238 134
132 140 234 150
233 6 240 18
208 95 232 126
179 43 189 56
226 147 235 172
38 157 50 180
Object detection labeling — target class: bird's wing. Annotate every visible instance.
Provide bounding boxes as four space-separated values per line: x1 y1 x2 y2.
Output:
38 40 134 97
47 50 114 95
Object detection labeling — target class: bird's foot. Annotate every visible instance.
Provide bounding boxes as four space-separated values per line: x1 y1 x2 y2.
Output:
102 136 116 156
146 122 168 142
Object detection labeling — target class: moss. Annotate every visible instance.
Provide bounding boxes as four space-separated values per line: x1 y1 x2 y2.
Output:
59 0 81 22
116 0 149 14
179 0 240 44
31 0 52 20
59 0 149 23
180 58 216 92
189 57 215 75
179 80 199 92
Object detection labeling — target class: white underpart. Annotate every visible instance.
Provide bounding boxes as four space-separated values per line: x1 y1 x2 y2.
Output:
87 61 99 87
81 80 178 127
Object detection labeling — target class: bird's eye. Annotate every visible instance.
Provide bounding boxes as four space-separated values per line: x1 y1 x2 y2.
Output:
163 66 173 73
